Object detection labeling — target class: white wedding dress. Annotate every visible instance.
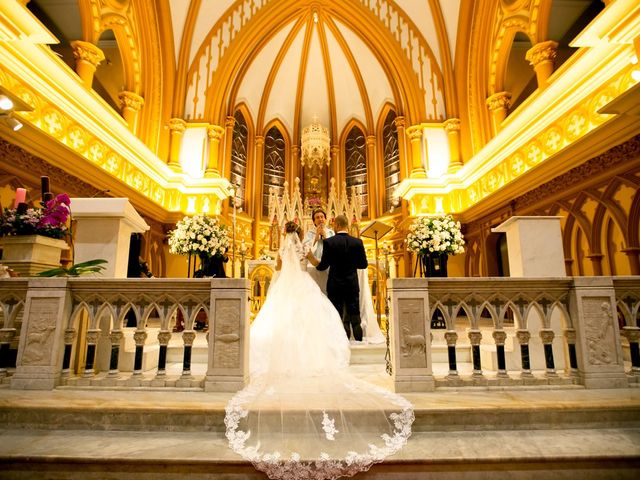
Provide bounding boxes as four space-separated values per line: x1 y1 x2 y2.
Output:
225 233 414 480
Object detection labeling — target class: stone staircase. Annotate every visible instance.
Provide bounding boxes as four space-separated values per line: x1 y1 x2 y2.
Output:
1 369 640 479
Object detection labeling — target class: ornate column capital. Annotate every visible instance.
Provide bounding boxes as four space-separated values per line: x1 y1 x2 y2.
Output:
467 329 482 345
492 330 507 345
157 330 172 345
70 40 105 66
622 326 640 343
393 116 405 130
206 124 225 141
539 329 555 344
443 118 461 133
486 92 512 112
405 124 424 141
182 330 196 346
64 329 77 344
109 330 124 344
225 116 236 129
366 135 376 147
118 91 144 111
525 40 558 67
516 329 531 344
444 331 458 346
168 118 187 133
85 329 101 345
133 330 148 346
255 135 265 147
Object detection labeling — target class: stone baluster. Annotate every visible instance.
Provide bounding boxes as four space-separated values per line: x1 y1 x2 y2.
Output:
167 118 187 171
205 125 225 178
486 92 511 134
443 118 462 173
525 40 558 89
468 329 483 376
406 125 426 178
156 330 172 376
492 329 508 377
444 330 458 377
622 327 640 376
61 329 76 376
118 91 144 132
564 328 579 374
539 329 557 376
516 330 532 376
83 329 101 377
181 330 196 377
132 330 148 375
0 328 16 378
108 330 123 377
70 40 105 89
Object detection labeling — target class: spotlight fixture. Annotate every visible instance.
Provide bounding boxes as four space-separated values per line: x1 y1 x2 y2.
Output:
0 94 13 111
0 113 23 132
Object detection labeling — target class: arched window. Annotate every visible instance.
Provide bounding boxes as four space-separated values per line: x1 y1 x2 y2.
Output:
262 126 286 217
230 110 248 211
382 111 400 212
344 125 368 217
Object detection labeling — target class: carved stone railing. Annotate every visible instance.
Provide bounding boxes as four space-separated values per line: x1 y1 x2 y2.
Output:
2 276 638 392
3 278 249 391
388 276 639 391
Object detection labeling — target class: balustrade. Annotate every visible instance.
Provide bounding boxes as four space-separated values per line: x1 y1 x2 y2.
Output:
0 276 638 392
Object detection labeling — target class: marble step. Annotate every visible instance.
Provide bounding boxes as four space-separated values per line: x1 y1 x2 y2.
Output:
0 428 638 480
1 387 639 433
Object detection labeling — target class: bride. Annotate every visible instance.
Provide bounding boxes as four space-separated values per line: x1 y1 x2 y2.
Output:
225 221 414 480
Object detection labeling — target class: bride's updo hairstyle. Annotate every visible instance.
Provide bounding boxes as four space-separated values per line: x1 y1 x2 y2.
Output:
284 221 301 235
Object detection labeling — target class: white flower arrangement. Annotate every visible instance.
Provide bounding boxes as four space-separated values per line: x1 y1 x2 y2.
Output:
406 214 465 256
168 214 230 258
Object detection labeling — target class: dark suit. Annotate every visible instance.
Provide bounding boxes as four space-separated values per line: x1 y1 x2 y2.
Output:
316 231 368 340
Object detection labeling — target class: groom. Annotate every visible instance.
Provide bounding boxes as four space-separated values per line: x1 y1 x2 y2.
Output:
316 214 368 341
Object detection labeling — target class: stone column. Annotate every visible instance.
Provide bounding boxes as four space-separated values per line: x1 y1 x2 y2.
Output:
118 91 144 132
366 135 377 217
492 329 508 377
179 330 196 380
388 278 434 392
167 118 187 171
205 278 250 392
443 118 462 173
394 116 409 179
254 136 265 218
70 40 105 89
486 91 511 134
330 145 340 185
291 145 301 184
444 330 458 377
61 329 76 376
0 328 16 378
621 327 640 376
621 247 640 275
205 124 225 178
107 330 123 378
568 277 628 388
468 329 483 376
516 329 533 376
223 116 236 178
155 330 172 378
526 40 558 89
539 328 557 376
406 125 426 178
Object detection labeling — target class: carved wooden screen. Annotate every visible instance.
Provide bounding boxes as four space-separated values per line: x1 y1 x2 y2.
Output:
382 110 400 212
230 110 248 211
262 126 286 217
344 125 368 217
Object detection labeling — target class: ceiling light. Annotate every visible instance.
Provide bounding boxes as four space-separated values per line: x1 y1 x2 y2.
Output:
632 70 640 82
0 94 13 111
631 55 638 65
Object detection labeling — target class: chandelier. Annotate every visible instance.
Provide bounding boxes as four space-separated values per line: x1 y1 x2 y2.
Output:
301 117 330 167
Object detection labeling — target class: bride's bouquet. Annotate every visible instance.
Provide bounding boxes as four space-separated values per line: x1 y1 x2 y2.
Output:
168 214 229 258
406 214 465 256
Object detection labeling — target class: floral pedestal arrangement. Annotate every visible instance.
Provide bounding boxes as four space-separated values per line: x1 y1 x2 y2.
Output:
0 235 69 276
407 214 465 278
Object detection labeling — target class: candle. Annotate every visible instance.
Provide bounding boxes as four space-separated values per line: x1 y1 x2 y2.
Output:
41 176 50 199
14 188 26 208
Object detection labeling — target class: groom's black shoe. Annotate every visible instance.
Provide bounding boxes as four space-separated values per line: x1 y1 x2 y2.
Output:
348 314 363 342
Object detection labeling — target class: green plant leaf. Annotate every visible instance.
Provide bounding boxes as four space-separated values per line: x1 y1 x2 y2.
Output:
36 259 108 277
